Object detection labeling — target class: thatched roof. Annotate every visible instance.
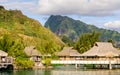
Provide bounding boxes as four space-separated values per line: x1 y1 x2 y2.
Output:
24 46 42 57
70 49 81 56
56 47 81 56
0 50 8 56
82 42 120 57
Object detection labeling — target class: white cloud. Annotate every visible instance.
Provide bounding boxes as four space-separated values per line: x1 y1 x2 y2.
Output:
104 21 120 28
0 0 10 3
38 0 120 16
104 21 120 32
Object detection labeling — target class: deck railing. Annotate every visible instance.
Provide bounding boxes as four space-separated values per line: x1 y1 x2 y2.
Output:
51 60 119 64
0 57 13 65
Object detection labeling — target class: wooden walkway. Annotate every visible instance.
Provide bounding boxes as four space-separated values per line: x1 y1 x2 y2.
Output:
51 60 120 64
51 60 120 69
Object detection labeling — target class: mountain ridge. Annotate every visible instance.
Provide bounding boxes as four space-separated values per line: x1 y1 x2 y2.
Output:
45 15 120 46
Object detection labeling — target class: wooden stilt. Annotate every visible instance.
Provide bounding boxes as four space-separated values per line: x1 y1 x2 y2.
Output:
75 64 78 69
109 60 112 70
83 64 86 70
93 64 95 69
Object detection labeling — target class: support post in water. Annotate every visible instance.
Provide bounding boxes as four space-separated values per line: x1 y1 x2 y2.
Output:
75 63 78 69
109 58 112 70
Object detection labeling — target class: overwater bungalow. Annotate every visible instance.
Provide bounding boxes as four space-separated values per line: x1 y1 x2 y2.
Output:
24 46 42 62
24 46 52 68
0 50 13 69
82 42 120 60
51 42 120 69
55 47 81 60
80 42 120 69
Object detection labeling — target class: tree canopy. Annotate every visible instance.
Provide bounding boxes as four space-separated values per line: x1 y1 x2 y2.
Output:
74 32 100 53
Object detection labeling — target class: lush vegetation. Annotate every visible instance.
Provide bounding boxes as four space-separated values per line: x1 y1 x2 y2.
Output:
15 57 34 69
45 15 120 47
0 6 65 69
43 58 52 67
0 33 34 69
61 35 73 46
74 32 100 53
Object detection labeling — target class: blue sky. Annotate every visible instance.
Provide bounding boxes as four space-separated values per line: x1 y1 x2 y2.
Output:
1 0 120 32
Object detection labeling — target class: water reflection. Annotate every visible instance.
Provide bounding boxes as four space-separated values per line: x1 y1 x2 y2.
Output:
51 70 120 75
12 70 45 75
0 69 120 75
0 70 13 75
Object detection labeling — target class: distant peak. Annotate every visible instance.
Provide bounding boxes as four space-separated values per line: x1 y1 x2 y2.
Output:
50 15 68 18
49 15 62 19
50 15 62 17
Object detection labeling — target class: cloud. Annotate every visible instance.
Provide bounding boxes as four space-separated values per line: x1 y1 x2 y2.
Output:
104 21 120 32
104 21 120 28
0 0 10 3
2 0 120 17
38 0 120 16
0 0 38 13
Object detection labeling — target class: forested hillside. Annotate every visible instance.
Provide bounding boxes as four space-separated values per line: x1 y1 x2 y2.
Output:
0 6 65 68
45 15 120 47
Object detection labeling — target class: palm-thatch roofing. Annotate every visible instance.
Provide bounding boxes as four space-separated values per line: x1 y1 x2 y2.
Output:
0 50 8 56
82 42 120 57
56 47 81 56
24 46 42 57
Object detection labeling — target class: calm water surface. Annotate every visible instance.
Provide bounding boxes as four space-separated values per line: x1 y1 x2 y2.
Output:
0 69 120 75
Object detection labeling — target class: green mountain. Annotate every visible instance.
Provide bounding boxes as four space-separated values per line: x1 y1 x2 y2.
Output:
0 6 65 54
45 15 120 46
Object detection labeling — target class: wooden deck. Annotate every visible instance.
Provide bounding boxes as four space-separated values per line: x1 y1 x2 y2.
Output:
51 59 120 69
51 60 120 64
0 57 13 69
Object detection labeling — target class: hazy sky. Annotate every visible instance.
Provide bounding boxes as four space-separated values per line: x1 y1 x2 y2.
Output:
1 0 120 32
